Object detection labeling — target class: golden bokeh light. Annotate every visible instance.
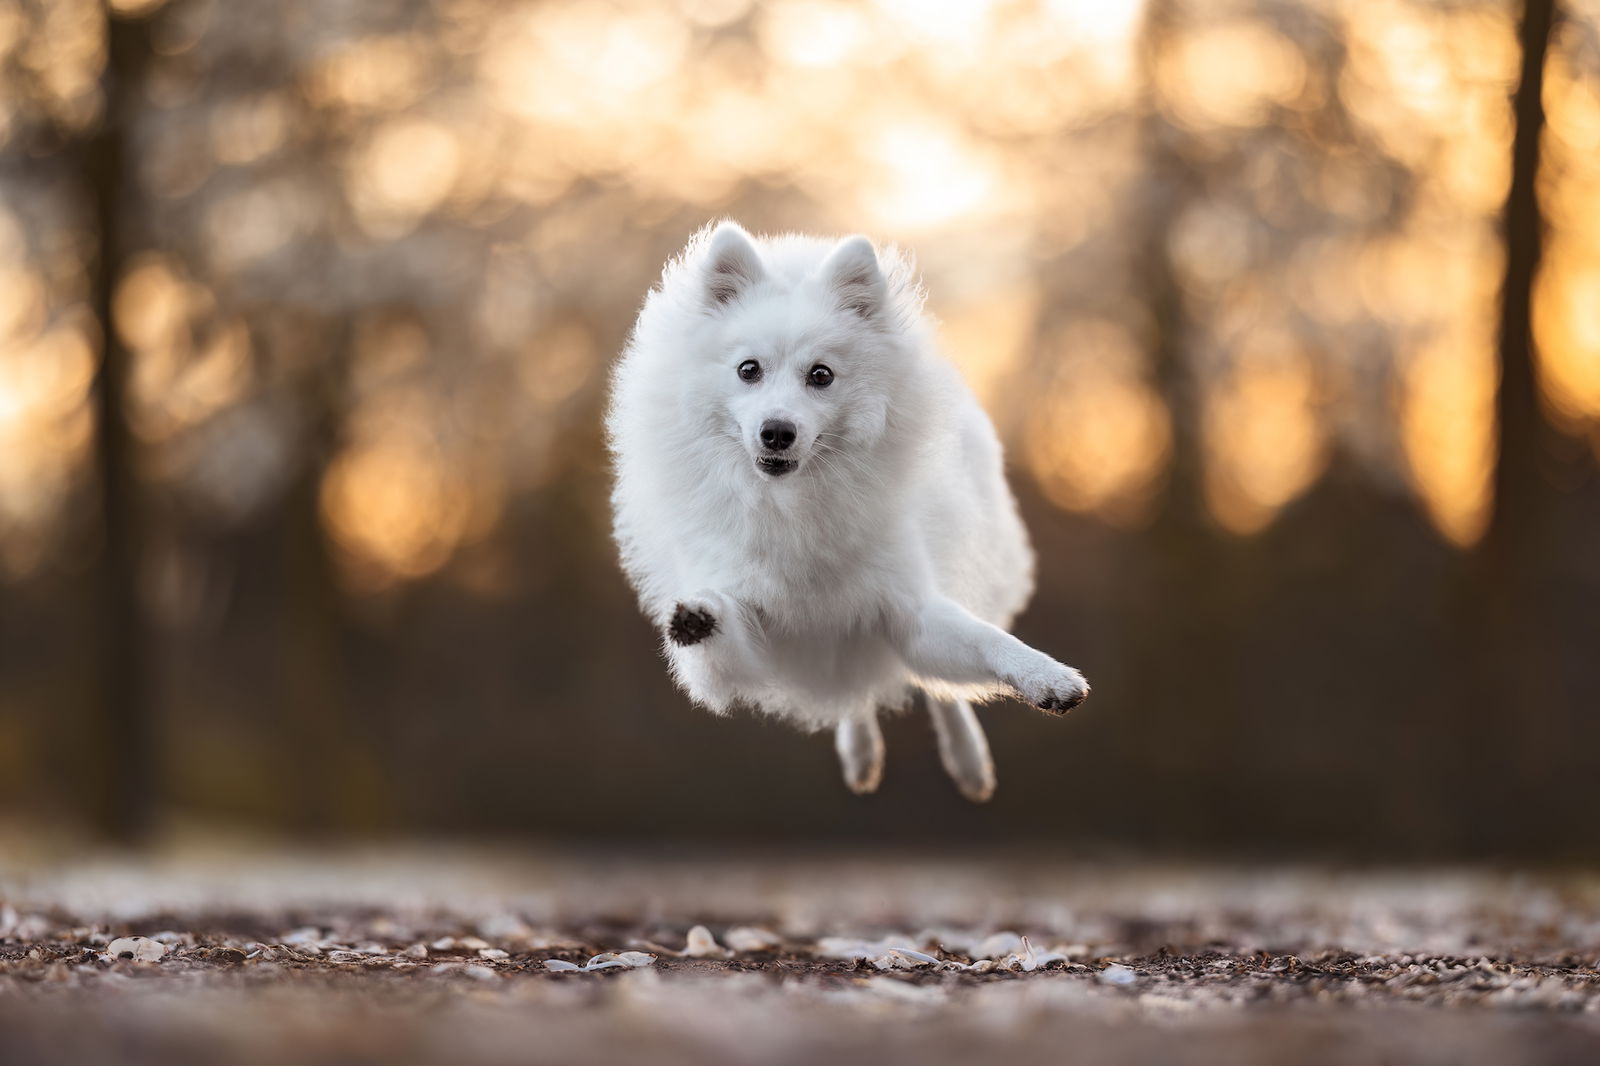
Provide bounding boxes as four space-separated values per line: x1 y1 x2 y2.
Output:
15 0 104 132
0 323 96 577
0 0 1591 590
1340 2 1518 166
675 0 754 28
1157 20 1308 130
1387 217 1504 546
1026 321 1172 526
201 180 312 269
1534 258 1600 427
1203 333 1325 536
1045 0 1147 49
757 1 872 68
346 118 463 235
0 265 46 341
306 35 432 113
858 118 1008 232
1337 0 1514 546
519 320 596 411
163 319 253 430
321 399 474 593
209 92 290 166
1401 333 1498 548
936 286 1041 414
873 0 997 47
482 3 691 127
113 254 187 354
1533 25 1600 445
0 0 104 577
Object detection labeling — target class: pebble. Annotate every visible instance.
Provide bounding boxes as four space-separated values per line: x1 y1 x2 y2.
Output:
723 926 781 953
105 936 167 963
478 914 533 941
683 925 729 958
545 951 658 974
1100 964 1137 986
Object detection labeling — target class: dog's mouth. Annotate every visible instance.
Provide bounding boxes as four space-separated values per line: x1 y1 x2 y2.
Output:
755 455 798 477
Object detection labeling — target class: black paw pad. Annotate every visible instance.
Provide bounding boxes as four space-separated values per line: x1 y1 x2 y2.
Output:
1038 691 1087 714
668 604 716 646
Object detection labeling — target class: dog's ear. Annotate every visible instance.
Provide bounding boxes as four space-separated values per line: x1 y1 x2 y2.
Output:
819 235 886 321
703 222 765 310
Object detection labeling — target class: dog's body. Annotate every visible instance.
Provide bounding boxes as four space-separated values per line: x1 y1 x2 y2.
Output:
607 221 1087 800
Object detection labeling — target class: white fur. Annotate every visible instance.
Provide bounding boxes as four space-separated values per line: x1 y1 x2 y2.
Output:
606 221 1088 800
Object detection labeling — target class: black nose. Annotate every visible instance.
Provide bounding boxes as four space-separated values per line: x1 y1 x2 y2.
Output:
760 420 797 451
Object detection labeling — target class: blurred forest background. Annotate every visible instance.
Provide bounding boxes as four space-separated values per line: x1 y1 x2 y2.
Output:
1 0 1597 857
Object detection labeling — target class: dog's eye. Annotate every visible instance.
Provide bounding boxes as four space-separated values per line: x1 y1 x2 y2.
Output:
737 359 761 382
807 364 834 388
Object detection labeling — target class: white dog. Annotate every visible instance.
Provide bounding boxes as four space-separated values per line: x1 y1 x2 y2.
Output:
606 221 1088 801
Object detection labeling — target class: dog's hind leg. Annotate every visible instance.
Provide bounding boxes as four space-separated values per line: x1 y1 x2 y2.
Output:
928 696 995 803
834 714 885 795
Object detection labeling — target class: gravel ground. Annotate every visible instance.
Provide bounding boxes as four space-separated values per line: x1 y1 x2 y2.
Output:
5 844 1600 1064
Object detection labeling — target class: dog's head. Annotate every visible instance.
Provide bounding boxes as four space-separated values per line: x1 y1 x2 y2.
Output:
691 222 904 481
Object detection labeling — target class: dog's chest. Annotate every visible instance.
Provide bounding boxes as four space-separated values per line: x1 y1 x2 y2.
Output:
732 527 890 624
749 615 904 697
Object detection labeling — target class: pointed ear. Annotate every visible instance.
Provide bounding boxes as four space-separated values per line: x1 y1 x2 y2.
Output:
703 222 765 310
819 235 886 320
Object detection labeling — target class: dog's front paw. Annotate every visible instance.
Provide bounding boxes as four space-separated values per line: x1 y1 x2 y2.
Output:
1008 660 1089 715
667 602 718 646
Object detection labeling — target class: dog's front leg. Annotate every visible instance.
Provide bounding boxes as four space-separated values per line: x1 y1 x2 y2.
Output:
661 590 767 681
663 590 754 647
896 597 1088 713
665 596 720 647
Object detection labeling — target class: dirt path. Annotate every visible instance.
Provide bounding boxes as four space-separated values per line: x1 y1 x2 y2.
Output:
5 847 1600 1064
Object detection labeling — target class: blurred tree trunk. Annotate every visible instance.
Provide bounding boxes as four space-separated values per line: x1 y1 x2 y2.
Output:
1472 0 1560 849
84 9 153 843
1137 0 1205 534
1487 0 1557 563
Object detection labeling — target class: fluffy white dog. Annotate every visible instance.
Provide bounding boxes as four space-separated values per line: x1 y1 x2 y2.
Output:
607 221 1088 801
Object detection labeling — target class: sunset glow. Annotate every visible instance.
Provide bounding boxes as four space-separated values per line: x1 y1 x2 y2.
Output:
0 0 1591 584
